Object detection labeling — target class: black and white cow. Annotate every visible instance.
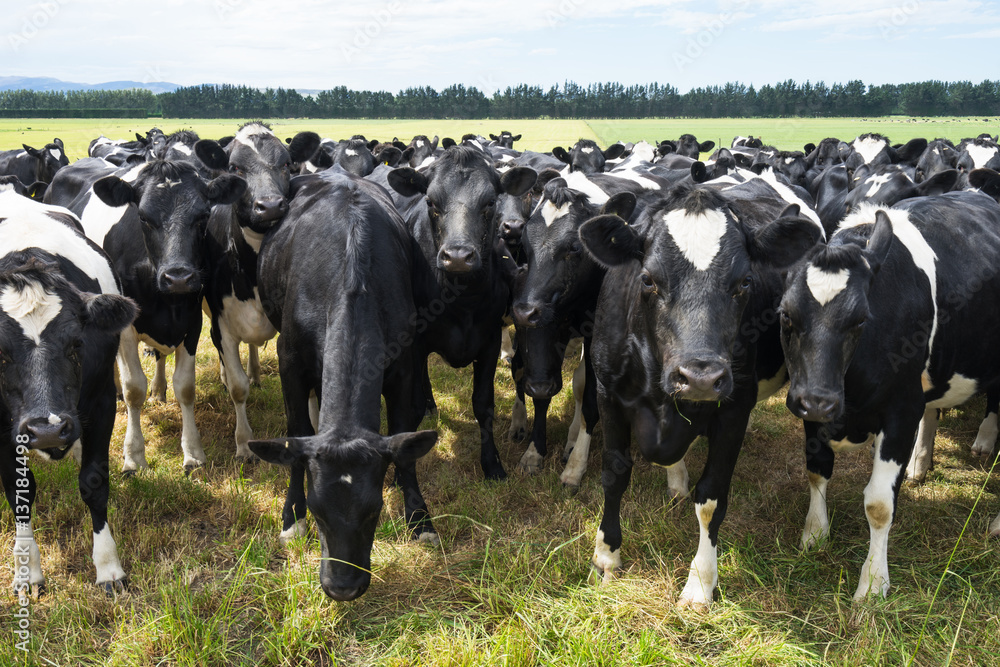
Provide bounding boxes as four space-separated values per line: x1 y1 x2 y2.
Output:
659 134 715 160
0 139 68 186
88 135 152 166
0 175 47 200
956 137 1000 174
582 183 821 609
914 138 958 184
843 134 927 176
845 163 958 210
197 122 320 460
54 158 246 472
552 140 626 175
250 168 438 600
781 192 1000 600
0 191 138 592
404 135 439 168
490 131 522 149
386 147 536 480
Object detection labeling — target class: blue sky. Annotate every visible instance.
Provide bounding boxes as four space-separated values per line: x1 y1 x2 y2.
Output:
3 0 998 93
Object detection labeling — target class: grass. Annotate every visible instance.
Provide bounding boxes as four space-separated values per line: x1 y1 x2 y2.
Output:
1 118 999 666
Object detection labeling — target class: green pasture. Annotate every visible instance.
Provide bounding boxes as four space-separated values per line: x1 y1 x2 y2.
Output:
0 118 999 666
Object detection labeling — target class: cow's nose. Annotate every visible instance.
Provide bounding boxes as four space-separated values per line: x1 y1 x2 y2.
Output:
159 267 199 294
21 415 75 449
788 393 840 423
253 196 288 222
438 244 479 273
499 219 525 241
525 378 561 399
512 302 543 328
670 360 731 401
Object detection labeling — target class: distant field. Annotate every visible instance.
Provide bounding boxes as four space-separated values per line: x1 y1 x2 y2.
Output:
3 116 1000 161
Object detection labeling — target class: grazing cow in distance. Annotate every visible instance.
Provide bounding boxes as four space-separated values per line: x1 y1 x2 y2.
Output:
583 183 822 609
781 192 1000 601
252 168 438 600
387 146 537 480
0 191 138 593
552 139 626 174
197 122 321 460
490 131 522 149
0 139 69 186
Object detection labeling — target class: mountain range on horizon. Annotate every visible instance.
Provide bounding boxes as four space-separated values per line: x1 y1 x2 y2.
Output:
0 77 326 95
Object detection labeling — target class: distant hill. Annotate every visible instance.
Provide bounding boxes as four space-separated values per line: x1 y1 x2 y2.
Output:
0 76 181 94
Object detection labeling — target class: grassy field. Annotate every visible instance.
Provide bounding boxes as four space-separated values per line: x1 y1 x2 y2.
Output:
1 118 999 666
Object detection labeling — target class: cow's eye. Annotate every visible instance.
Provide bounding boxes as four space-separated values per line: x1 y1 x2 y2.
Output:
735 275 752 296
230 164 245 177
779 311 794 331
639 271 656 294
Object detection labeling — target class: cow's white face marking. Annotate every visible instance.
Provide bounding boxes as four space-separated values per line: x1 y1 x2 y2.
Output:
237 123 273 140
559 169 609 205
345 148 358 156
156 178 182 189
235 138 259 154
542 200 570 227
171 143 193 156
0 282 62 345
49 148 62 160
663 208 729 271
784 156 796 164
865 172 892 198
853 136 888 165
580 147 595 154
415 139 425 148
339 474 353 485
806 265 850 306
966 143 998 168
47 413 60 425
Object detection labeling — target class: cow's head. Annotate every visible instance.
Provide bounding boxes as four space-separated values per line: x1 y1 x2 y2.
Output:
145 127 167 159
0 253 136 453
914 138 957 183
333 139 377 177
956 137 1000 174
388 146 536 274
249 427 437 601
781 212 893 422
195 123 320 234
846 163 957 209
490 131 522 149
0 175 46 200
668 134 715 159
93 160 246 294
580 185 821 401
21 139 68 183
551 140 625 174
407 135 439 167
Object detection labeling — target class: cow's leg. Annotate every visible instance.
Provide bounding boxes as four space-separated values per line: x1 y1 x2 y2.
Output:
218 323 255 461
278 338 314 544
173 340 206 471
563 353 586 461
802 421 836 550
990 510 1000 538
247 344 262 386
500 325 514 363
117 327 148 473
905 406 937 482
473 336 506 480
149 351 167 402
508 345 528 442
972 389 999 460
77 385 126 590
1 452 43 595
518 397 549 474
561 341 600 488
308 391 319 433
592 394 632 582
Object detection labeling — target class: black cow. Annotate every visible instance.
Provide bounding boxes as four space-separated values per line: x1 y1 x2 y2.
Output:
781 192 1000 600
490 131 522 149
250 168 438 600
404 135 439 168
0 139 68 186
659 134 715 159
0 191 137 592
552 140 626 174
914 138 958 183
197 122 320 460
53 159 245 472
582 183 821 609
387 147 536 480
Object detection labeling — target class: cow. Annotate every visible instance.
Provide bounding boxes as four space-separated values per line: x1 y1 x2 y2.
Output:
51 158 246 472
404 135 439 168
0 175 47 200
780 191 1000 600
0 139 69 186
196 122 320 460
914 138 958 183
956 137 1000 173
0 191 138 593
845 163 958 209
250 168 438 601
386 146 536 480
552 140 626 175
582 182 822 609
88 134 153 166
658 134 715 159
843 133 927 175
490 131 522 149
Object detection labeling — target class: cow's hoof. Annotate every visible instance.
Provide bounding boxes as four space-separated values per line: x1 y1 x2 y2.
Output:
508 425 527 443
484 466 508 482
97 578 128 595
14 581 45 598
183 462 205 475
676 595 711 613
517 445 543 475
234 452 258 465
588 563 617 586
122 469 137 480
416 531 440 547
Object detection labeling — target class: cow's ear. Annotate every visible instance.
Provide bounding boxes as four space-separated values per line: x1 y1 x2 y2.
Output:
82 293 138 333
93 176 136 207
698 140 716 153
970 168 1000 202
601 191 637 221
864 210 894 274
124 153 146 167
552 146 571 164
603 143 626 160
387 167 429 197
512 134 521 142
691 161 711 183
26 181 47 200
895 137 928 165
400 146 415 164
379 146 403 167
392 140 407 150
579 214 641 268
313 149 334 169
499 167 536 197
284 137 292 144
288 131 321 164
204 174 247 205
916 169 958 197
367 139 379 152
135 133 146 143
442 137 456 149
489 134 499 141
249 436 313 466
195 140 229 170
533 168 562 196
803 143 817 155
383 430 438 465
657 141 676 156
22 144 41 158
53 138 64 149
747 204 823 269
430 135 439 151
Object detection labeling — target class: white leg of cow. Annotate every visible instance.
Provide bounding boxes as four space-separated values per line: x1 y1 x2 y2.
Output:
220 327 255 460
855 447 902 601
508 394 527 441
247 344 261 386
906 407 937 482
801 472 831 550
149 353 167 402
117 327 148 472
92 524 126 587
990 510 1000 538
971 411 998 460
560 429 592 487
12 521 44 593
500 326 514 364
279 518 309 544
563 358 586 460
665 459 690 500
173 345 206 470
308 391 319 433
678 500 719 609
592 529 622 584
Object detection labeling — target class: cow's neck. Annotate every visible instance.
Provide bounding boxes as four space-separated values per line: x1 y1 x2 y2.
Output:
227 208 263 285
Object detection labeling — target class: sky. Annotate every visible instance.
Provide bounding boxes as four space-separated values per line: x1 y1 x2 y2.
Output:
2 0 999 94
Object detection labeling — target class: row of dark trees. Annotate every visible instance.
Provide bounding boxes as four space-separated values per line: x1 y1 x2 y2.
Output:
3 80 1000 118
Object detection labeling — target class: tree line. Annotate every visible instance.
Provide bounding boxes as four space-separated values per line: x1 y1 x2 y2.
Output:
2 79 1000 118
